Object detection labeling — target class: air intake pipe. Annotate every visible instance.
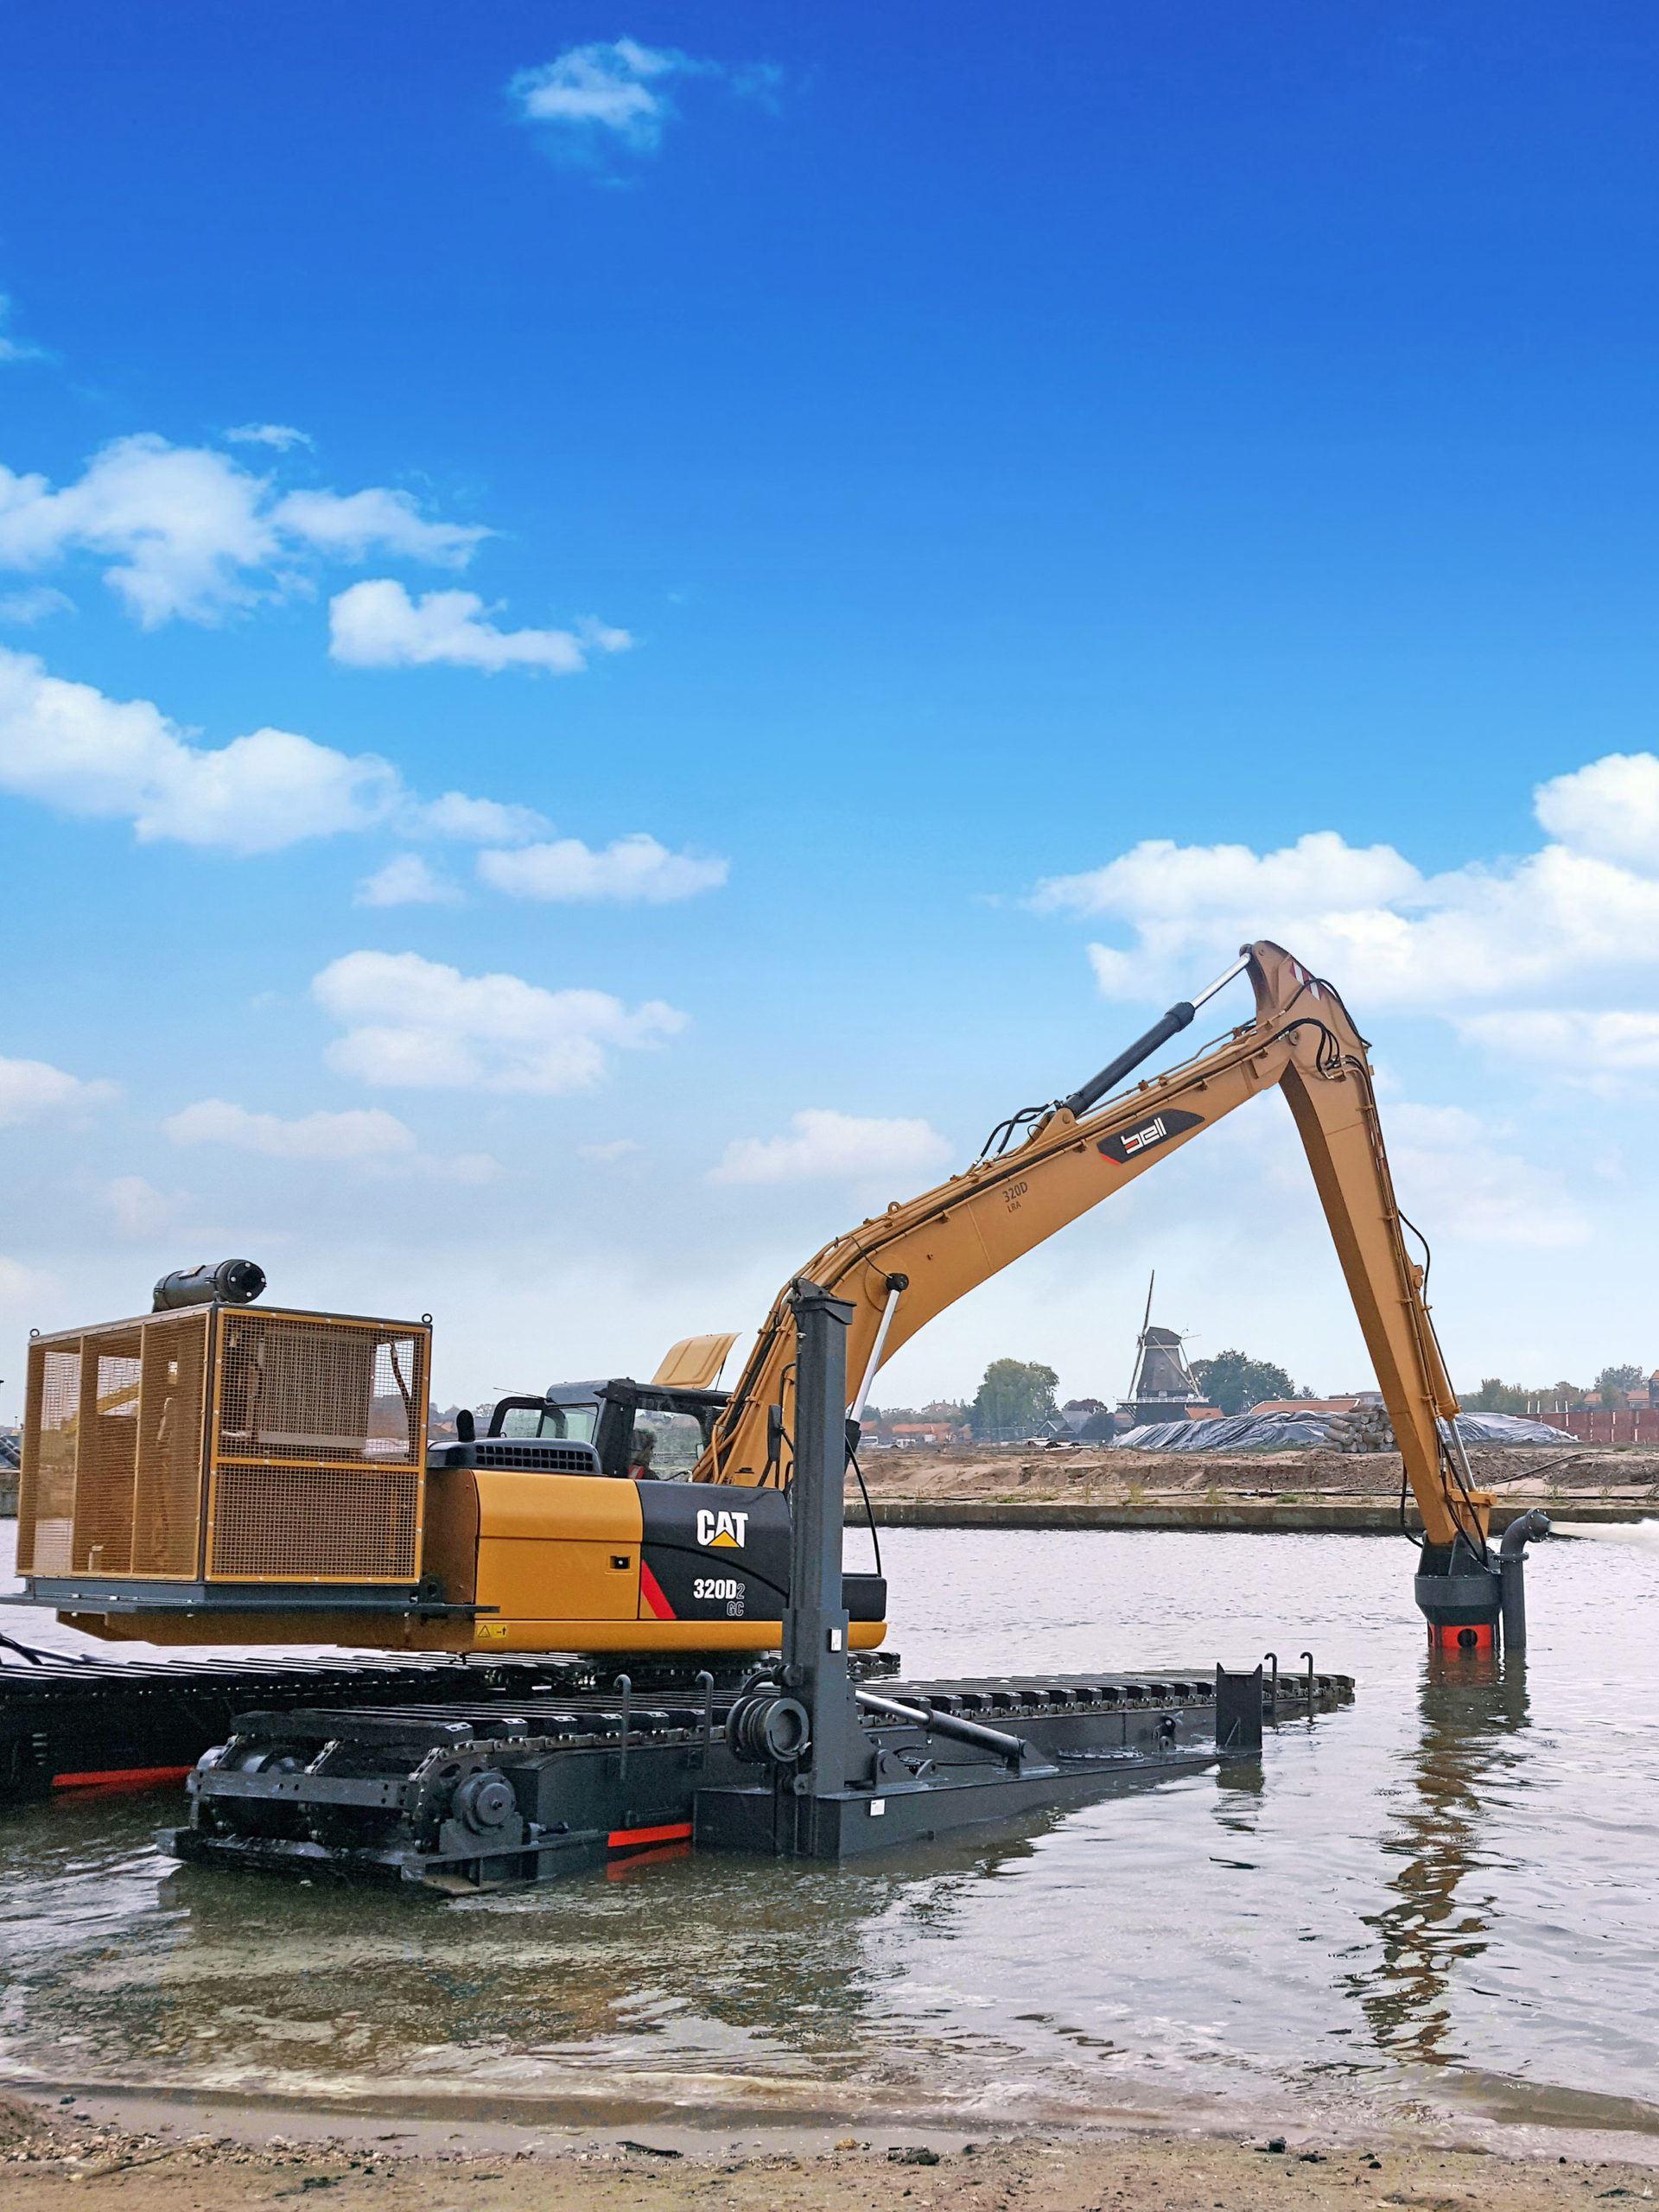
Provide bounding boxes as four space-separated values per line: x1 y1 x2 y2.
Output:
152 1259 267 1312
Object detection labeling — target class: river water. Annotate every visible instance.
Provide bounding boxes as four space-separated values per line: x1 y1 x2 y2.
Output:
2 1521 1656 2152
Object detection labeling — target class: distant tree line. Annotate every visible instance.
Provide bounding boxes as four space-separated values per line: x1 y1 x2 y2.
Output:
867 1354 1654 1443
876 1348 1311 1440
861 1399 969 1427
1463 1363 1648 1413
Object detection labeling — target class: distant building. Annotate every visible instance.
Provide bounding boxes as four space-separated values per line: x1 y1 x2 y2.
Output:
868 1420 969 1449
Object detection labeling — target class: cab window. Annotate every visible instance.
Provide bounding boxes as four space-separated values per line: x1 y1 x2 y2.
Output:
500 1402 600 1446
628 1408 705 1481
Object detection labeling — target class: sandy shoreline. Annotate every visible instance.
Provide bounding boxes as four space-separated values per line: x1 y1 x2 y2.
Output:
3 2089 1654 2212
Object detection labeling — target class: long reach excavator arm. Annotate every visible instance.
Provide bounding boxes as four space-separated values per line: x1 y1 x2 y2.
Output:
698 940 1529 1647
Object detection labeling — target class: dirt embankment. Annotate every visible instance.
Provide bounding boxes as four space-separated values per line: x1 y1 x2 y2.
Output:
2 2097 1652 2212
852 1442 1659 1508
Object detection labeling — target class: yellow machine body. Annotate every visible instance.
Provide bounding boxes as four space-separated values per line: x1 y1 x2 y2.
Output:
53 1463 884 1655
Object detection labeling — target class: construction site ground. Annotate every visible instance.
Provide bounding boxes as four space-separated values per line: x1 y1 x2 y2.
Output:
851 1441 1659 1516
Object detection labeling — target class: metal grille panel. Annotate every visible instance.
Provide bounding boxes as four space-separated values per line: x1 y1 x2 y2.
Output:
472 1440 601 1475
216 1313 425 1467
208 1464 422 1581
132 1313 210 1575
18 1344 81 1576
75 1338 143 1573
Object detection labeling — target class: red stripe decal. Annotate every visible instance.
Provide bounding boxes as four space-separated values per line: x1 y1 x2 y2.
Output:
639 1560 676 1620
608 1821 693 1849
53 1765 194 1790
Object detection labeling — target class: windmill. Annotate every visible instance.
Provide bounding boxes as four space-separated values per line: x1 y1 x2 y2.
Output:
1118 1273 1213 1424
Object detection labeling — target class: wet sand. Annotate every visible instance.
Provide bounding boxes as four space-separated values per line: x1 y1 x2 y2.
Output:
3 2093 1652 2211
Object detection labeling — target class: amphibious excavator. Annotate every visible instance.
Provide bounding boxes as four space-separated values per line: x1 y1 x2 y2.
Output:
12 940 1541 1663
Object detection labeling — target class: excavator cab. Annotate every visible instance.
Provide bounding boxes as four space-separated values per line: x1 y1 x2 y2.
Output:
486 1381 728 1483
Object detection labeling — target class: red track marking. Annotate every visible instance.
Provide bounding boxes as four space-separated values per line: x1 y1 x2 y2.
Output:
607 1821 693 1849
53 1765 194 1791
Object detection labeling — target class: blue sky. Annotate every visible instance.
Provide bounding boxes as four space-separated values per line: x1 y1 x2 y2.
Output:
3 3 1658 1417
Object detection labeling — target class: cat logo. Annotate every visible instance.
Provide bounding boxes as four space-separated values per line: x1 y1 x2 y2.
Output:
696 1507 750 1550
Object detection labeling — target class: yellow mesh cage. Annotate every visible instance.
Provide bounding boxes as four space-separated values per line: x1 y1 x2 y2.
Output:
17 1306 429 1586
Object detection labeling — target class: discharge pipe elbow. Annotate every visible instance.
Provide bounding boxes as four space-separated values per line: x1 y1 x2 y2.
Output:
1500 1508 1551 1557
152 1258 267 1312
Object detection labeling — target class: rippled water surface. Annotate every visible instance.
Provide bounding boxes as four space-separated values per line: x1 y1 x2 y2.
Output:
3 1520 1656 2145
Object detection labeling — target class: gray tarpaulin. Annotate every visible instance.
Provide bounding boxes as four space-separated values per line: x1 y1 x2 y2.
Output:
1115 1408 1576 1451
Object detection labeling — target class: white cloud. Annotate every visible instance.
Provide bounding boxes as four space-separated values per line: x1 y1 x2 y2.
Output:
510 39 779 166
274 489 486 569
1039 830 1419 933
576 616 632 653
224 423 314 452
511 38 708 157
0 434 486 626
164 1096 499 1183
354 854 462 907
1033 751 1659 1015
165 1097 422 1162
1532 753 1659 871
1385 1103 1589 1250
579 1136 643 1164
0 645 543 857
478 833 728 904
0 1054 118 1128
0 585 73 625
312 950 687 1096
0 645 398 852
328 579 628 674
1456 1009 1659 1074
709 1109 953 1187
415 791 549 842
0 436 276 625
0 295 46 365
105 1175 182 1239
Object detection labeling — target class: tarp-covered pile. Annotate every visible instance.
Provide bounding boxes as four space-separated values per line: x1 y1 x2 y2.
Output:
1116 1408 1577 1451
1117 1411 1330 1452
1447 1411 1578 1446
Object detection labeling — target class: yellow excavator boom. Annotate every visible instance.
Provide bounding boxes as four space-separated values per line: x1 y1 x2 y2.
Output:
697 940 1489 1559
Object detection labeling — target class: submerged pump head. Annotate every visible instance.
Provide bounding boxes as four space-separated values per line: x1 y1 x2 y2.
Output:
152 1258 267 1313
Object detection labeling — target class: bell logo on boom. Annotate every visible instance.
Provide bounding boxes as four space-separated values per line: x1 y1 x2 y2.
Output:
696 1507 750 1550
1096 1106 1204 1165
